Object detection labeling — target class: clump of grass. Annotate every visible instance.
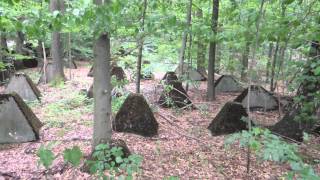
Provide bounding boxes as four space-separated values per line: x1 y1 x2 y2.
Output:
111 94 128 114
44 92 93 128
49 77 66 88
25 71 41 83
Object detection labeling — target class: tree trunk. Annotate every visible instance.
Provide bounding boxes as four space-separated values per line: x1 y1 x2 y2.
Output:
14 31 25 69
92 0 112 148
186 32 192 92
216 44 221 73
270 41 320 141
0 32 8 61
196 9 206 75
274 44 287 89
49 0 65 82
36 40 44 68
265 43 273 83
0 33 8 51
136 0 147 93
207 0 219 101
270 4 286 91
178 0 192 76
270 39 279 91
15 31 24 54
240 41 250 81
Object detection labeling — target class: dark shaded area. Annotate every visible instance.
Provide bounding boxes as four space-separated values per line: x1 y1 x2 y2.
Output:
143 60 150 64
208 101 250 136
162 71 178 82
0 67 14 85
140 72 154 80
113 93 158 137
158 73 193 108
269 107 314 142
86 85 93 99
111 66 126 81
87 66 94 77
22 59 38 69
279 95 294 113
88 65 126 81
16 43 38 69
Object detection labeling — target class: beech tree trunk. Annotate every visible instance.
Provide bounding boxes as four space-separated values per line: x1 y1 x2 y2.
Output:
216 44 221 73
270 4 286 92
178 0 192 76
270 39 279 91
274 45 287 89
136 0 147 93
0 32 8 61
15 31 24 54
196 9 206 75
14 31 25 69
240 41 250 81
36 40 44 68
207 0 219 101
92 0 112 148
265 43 273 83
49 0 65 82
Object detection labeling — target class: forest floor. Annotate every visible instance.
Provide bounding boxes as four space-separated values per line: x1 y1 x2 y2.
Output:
0 61 319 179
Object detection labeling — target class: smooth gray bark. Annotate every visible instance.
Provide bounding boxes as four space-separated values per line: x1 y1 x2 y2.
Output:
207 0 219 101
216 44 221 73
48 0 65 83
196 9 206 75
178 0 192 76
92 0 112 148
270 39 279 91
265 43 273 83
136 0 147 93
240 41 250 81
15 31 24 54
270 4 286 92
0 32 8 61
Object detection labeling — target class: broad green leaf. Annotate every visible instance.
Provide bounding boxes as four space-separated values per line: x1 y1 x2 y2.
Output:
63 146 83 167
314 66 320 76
37 145 55 169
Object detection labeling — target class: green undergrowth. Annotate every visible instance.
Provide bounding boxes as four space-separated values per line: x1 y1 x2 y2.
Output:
112 94 128 114
225 128 320 179
44 92 93 128
25 70 41 83
37 142 143 179
49 77 66 88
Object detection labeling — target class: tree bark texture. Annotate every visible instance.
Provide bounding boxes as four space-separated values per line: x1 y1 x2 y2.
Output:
178 0 192 76
15 31 24 54
265 43 273 83
136 0 147 93
240 41 250 82
270 39 279 91
49 0 65 83
0 32 8 61
92 0 112 148
207 0 219 101
196 8 206 75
